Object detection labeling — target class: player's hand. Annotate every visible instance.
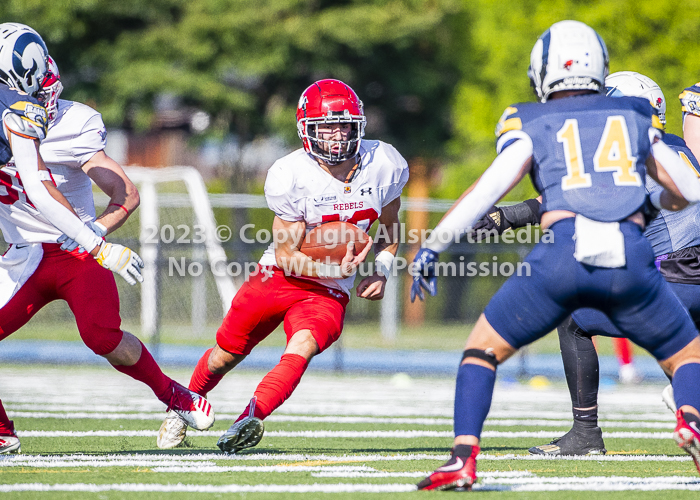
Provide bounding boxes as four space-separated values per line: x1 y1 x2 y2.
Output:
95 242 144 285
410 248 439 302
57 221 107 253
339 237 373 278
470 205 511 240
356 273 387 300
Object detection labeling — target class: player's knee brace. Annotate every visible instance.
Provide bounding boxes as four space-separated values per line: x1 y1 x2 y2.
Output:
461 348 498 368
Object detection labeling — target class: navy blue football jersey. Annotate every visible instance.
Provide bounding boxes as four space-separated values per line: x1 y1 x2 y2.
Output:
644 133 700 256
496 94 663 222
680 83 700 118
0 86 48 164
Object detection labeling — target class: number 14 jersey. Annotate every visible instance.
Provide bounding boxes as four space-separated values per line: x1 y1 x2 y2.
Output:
261 139 409 295
496 94 663 222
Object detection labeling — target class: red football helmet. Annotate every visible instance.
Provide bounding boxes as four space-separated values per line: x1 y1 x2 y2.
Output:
296 79 366 164
37 55 63 122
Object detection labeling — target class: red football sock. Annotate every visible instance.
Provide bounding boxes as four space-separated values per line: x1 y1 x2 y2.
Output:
0 400 14 435
236 353 309 422
613 338 633 365
112 341 173 402
189 348 224 397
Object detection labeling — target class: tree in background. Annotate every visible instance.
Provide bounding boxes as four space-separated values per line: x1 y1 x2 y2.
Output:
1 0 464 162
444 0 700 199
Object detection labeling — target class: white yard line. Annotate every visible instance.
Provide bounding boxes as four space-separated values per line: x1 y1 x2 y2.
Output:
14 429 676 439
7 412 675 429
1 452 692 467
0 483 417 493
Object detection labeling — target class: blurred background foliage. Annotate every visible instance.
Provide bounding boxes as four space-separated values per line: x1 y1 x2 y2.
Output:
2 0 700 199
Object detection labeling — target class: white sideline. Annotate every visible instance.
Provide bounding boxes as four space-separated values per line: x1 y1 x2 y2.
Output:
14 429 676 439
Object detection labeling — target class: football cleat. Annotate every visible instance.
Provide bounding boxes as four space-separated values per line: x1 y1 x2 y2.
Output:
529 426 606 456
157 411 188 449
417 445 479 491
217 397 264 454
662 384 677 413
618 363 642 385
0 432 20 454
673 409 700 474
165 381 215 431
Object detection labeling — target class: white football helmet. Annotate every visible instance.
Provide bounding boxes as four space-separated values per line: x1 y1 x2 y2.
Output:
0 23 49 97
37 55 63 122
605 71 666 126
528 20 609 103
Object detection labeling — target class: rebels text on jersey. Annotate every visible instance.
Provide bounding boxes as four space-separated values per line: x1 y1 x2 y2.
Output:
496 94 663 222
0 99 107 244
261 139 409 295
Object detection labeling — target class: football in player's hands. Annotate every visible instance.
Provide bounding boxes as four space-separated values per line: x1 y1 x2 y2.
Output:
300 221 369 265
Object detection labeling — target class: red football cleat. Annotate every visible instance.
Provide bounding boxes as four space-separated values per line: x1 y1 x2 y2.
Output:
165 381 215 431
417 445 479 491
674 409 700 474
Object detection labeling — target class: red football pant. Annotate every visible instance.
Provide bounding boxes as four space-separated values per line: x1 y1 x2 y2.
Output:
189 265 347 413
0 244 172 403
216 265 348 356
0 244 123 354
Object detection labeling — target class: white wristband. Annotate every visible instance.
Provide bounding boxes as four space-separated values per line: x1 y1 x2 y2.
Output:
650 191 663 210
316 263 342 279
375 250 394 278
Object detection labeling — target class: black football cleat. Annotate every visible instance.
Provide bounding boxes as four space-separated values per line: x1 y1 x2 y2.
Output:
417 445 479 491
529 426 606 456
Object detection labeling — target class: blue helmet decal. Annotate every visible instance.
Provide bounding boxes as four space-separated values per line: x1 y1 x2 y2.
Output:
11 32 47 88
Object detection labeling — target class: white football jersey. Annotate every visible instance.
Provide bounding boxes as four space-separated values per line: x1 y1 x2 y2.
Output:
260 139 409 295
0 99 106 244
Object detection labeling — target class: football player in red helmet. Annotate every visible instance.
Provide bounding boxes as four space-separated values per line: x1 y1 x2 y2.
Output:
157 78 409 454
296 79 366 167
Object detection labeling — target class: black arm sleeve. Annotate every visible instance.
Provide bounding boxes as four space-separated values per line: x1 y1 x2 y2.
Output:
500 198 541 229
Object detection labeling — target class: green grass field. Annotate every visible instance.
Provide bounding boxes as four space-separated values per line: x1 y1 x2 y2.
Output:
0 364 698 498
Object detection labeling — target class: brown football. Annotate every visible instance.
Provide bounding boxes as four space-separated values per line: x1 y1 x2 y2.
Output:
300 221 370 265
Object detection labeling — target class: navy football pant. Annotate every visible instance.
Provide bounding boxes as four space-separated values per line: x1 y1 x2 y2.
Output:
572 281 700 337
485 218 698 361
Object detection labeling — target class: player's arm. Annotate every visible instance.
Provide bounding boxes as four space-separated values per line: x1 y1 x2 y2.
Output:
4 115 102 256
356 196 401 300
645 131 700 211
411 135 533 302
683 114 700 162
83 150 139 235
272 216 372 279
470 196 542 241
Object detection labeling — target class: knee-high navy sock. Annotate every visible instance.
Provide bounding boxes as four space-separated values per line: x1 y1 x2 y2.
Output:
454 363 496 438
673 363 700 411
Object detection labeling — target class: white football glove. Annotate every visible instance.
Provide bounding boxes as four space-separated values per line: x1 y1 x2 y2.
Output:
95 242 144 285
57 221 108 253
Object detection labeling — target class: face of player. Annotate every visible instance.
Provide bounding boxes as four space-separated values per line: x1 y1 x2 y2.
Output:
315 122 353 155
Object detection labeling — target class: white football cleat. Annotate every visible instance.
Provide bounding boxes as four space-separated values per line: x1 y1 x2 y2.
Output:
662 384 677 413
157 411 188 449
0 433 20 454
217 397 264 454
165 381 215 431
